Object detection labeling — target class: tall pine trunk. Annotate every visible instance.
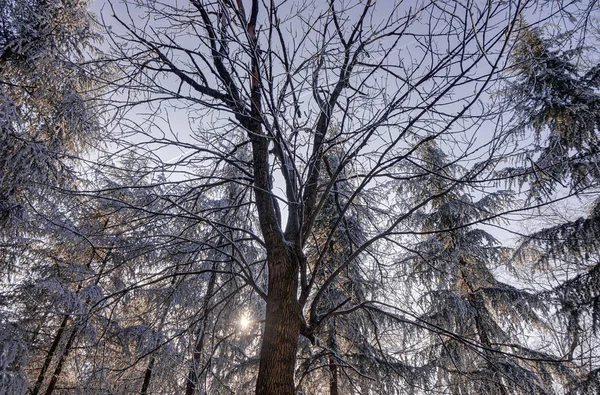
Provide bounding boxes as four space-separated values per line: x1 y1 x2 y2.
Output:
140 272 180 395
328 321 339 395
140 356 155 395
186 268 217 395
328 354 339 395
30 315 69 395
43 327 77 395
33 248 112 395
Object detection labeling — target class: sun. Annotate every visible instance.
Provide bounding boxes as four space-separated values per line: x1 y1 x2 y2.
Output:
239 315 251 330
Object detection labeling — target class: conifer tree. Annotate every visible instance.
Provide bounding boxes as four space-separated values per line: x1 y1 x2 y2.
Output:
297 141 417 394
402 141 570 394
502 23 600 393
0 1 104 393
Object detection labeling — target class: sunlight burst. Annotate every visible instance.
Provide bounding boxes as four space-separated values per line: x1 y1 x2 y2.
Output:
239 315 251 330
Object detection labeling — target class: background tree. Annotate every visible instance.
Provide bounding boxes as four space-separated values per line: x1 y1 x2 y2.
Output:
0 0 102 222
0 1 104 394
296 138 420 394
400 140 572 394
501 20 600 394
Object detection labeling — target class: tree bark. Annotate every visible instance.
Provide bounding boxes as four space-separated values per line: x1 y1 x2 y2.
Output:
140 356 155 395
35 248 112 395
328 353 339 395
255 243 302 395
30 315 69 395
328 321 339 395
239 2 304 392
43 326 77 395
185 268 216 395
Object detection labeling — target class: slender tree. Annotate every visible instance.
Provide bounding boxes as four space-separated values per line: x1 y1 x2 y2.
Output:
401 140 572 394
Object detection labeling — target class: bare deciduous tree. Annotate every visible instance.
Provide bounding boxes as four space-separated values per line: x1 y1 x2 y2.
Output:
99 1 541 393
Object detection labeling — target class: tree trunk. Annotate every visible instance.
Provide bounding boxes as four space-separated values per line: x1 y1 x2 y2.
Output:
140 356 155 395
255 244 302 395
185 268 216 395
43 326 77 395
469 293 509 395
140 270 181 395
328 321 339 395
30 315 69 395
36 248 112 395
328 353 339 395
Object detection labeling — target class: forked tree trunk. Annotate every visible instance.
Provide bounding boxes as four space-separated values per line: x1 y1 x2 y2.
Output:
247 109 303 394
255 244 302 395
243 5 304 388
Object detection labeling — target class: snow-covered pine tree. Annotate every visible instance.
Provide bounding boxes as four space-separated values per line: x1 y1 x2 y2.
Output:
297 141 422 394
0 190 118 395
502 22 600 393
0 1 104 393
503 24 600 197
0 0 103 224
81 133 265 394
401 140 570 394
174 135 265 394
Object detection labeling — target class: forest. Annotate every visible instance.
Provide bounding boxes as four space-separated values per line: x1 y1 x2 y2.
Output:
1 0 600 394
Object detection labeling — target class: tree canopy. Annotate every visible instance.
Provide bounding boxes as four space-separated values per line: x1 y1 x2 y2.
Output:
1 1 600 394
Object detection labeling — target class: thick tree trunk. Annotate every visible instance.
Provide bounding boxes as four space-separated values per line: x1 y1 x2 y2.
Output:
255 244 302 395
241 3 304 389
